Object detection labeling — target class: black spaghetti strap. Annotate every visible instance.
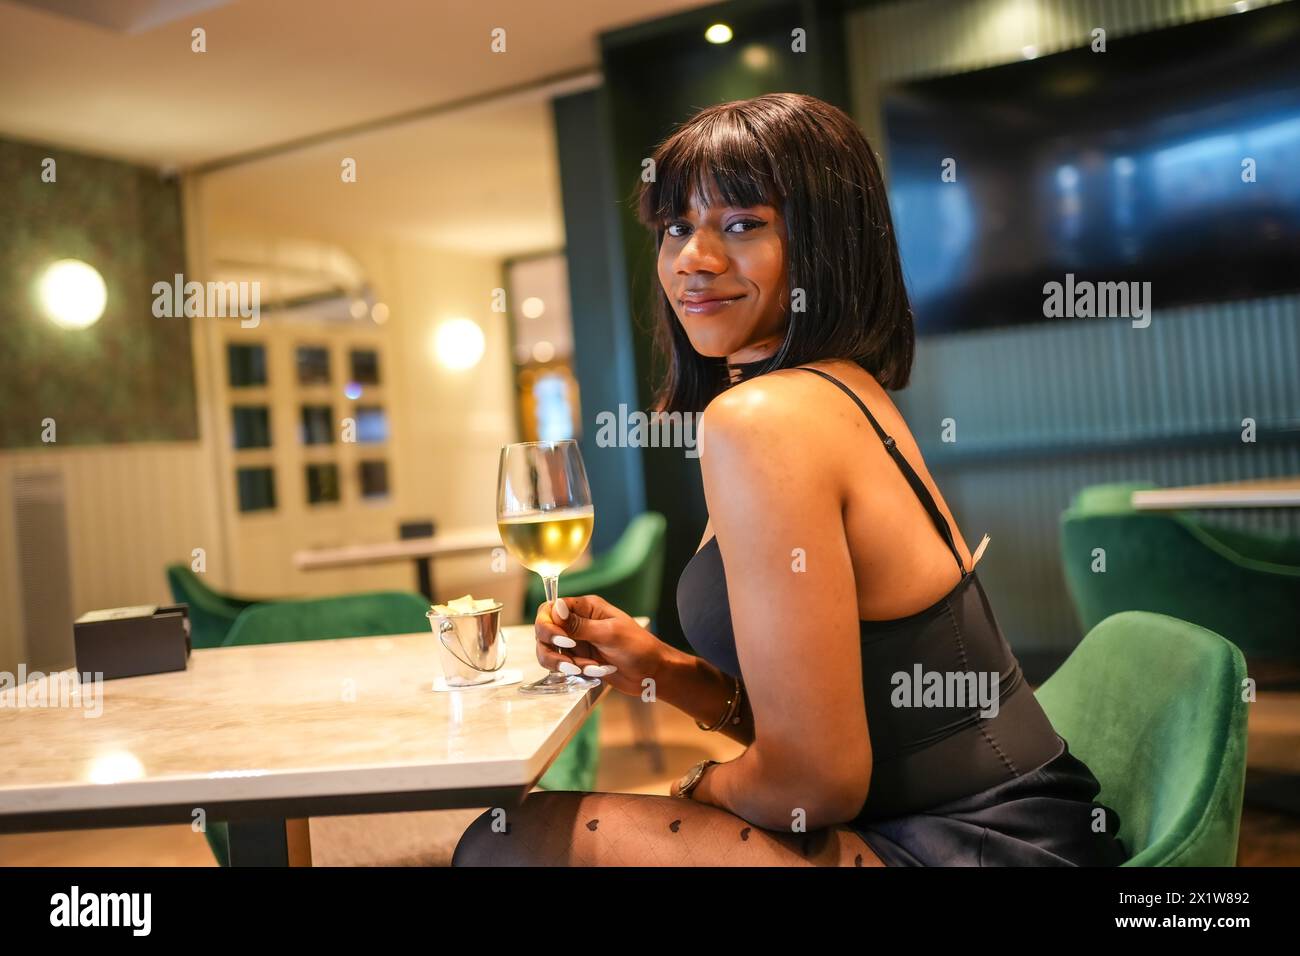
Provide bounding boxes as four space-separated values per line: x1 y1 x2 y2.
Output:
796 367 968 578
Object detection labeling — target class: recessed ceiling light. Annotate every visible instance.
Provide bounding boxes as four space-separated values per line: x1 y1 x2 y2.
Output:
705 23 733 44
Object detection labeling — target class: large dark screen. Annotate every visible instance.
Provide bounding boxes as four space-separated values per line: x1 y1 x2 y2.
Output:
883 3 1300 334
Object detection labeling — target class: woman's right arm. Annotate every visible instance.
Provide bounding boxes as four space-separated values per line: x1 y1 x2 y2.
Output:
535 596 755 747
653 645 756 747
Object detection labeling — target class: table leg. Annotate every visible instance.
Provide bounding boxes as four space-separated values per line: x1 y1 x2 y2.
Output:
415 557 434 601
227 817 313 866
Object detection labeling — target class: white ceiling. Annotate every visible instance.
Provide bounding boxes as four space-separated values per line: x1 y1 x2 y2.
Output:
0 0 715 256
198 87 575 255
0 0 713 168
6 0 235 34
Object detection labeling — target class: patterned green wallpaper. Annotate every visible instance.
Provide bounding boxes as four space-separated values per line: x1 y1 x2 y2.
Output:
0 137 197 448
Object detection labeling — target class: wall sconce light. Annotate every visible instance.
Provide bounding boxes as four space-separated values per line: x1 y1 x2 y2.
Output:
38 258 106 329
433 317 485 371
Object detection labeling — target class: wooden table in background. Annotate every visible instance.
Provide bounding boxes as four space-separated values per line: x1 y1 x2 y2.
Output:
293 527 503 600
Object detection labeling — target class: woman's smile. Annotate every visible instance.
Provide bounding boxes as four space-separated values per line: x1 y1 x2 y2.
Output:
680 292 747 315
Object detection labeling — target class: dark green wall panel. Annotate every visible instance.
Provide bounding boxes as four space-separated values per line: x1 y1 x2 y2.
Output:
598 0 851 648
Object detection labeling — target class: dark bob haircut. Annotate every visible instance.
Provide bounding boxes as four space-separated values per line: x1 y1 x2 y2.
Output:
636 92 915 414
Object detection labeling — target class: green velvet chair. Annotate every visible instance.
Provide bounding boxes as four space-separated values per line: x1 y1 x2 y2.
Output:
524 512 669 790
206 591 432 866
165 565 276 649
1036 611 1249 866
1061 482 1300 660
222 591 429 647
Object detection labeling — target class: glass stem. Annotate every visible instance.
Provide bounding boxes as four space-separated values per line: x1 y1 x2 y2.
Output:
542 574 566 682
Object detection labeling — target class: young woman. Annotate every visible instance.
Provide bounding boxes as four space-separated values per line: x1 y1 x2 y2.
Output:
452 92 1129 867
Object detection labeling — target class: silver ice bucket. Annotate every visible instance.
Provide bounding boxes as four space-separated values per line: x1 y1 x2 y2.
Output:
426 602 507 687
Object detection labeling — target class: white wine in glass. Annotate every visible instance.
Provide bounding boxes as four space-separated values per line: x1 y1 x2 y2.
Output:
497 440 597 694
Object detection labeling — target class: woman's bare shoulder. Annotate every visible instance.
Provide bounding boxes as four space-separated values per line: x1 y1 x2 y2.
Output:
700 366 841 438
697 371 853 509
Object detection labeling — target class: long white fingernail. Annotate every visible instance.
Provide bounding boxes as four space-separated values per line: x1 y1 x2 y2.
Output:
553 635 576 648
557 661 581 676
584 664 616 677
554 598 569 620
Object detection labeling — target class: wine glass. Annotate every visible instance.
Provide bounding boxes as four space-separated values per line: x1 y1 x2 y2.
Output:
497 440 597 695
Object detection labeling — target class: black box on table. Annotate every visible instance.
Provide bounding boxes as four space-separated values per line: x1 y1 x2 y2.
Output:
73 604 191 680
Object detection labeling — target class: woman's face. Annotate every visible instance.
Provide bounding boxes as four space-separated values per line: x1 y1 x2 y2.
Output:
657 185 789 363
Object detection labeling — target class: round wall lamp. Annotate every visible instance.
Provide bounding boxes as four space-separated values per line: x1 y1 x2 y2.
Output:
433 317 486 371
38 258 106 329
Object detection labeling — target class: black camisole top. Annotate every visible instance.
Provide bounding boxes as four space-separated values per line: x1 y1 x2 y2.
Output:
676 366 1063 822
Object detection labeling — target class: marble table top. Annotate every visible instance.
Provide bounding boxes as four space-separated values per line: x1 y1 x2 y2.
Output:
0 621 625 830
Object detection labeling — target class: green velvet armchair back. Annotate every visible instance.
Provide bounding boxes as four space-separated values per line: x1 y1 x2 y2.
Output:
222 592 429 646
1037 611 1249 866
166 564 270 649
1061 482 1300 659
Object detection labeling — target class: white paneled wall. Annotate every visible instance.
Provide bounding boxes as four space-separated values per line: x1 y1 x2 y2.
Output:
0 443 219 673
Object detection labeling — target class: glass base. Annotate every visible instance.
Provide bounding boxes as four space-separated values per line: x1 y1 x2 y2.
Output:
518 671 600 695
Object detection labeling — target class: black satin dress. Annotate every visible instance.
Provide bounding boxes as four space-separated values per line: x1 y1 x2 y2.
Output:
676 364 1129 866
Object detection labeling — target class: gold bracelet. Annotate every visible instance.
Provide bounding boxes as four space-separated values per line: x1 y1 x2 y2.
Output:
697 674 743 732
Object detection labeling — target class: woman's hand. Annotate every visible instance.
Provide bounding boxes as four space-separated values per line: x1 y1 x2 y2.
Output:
534 595 670 698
